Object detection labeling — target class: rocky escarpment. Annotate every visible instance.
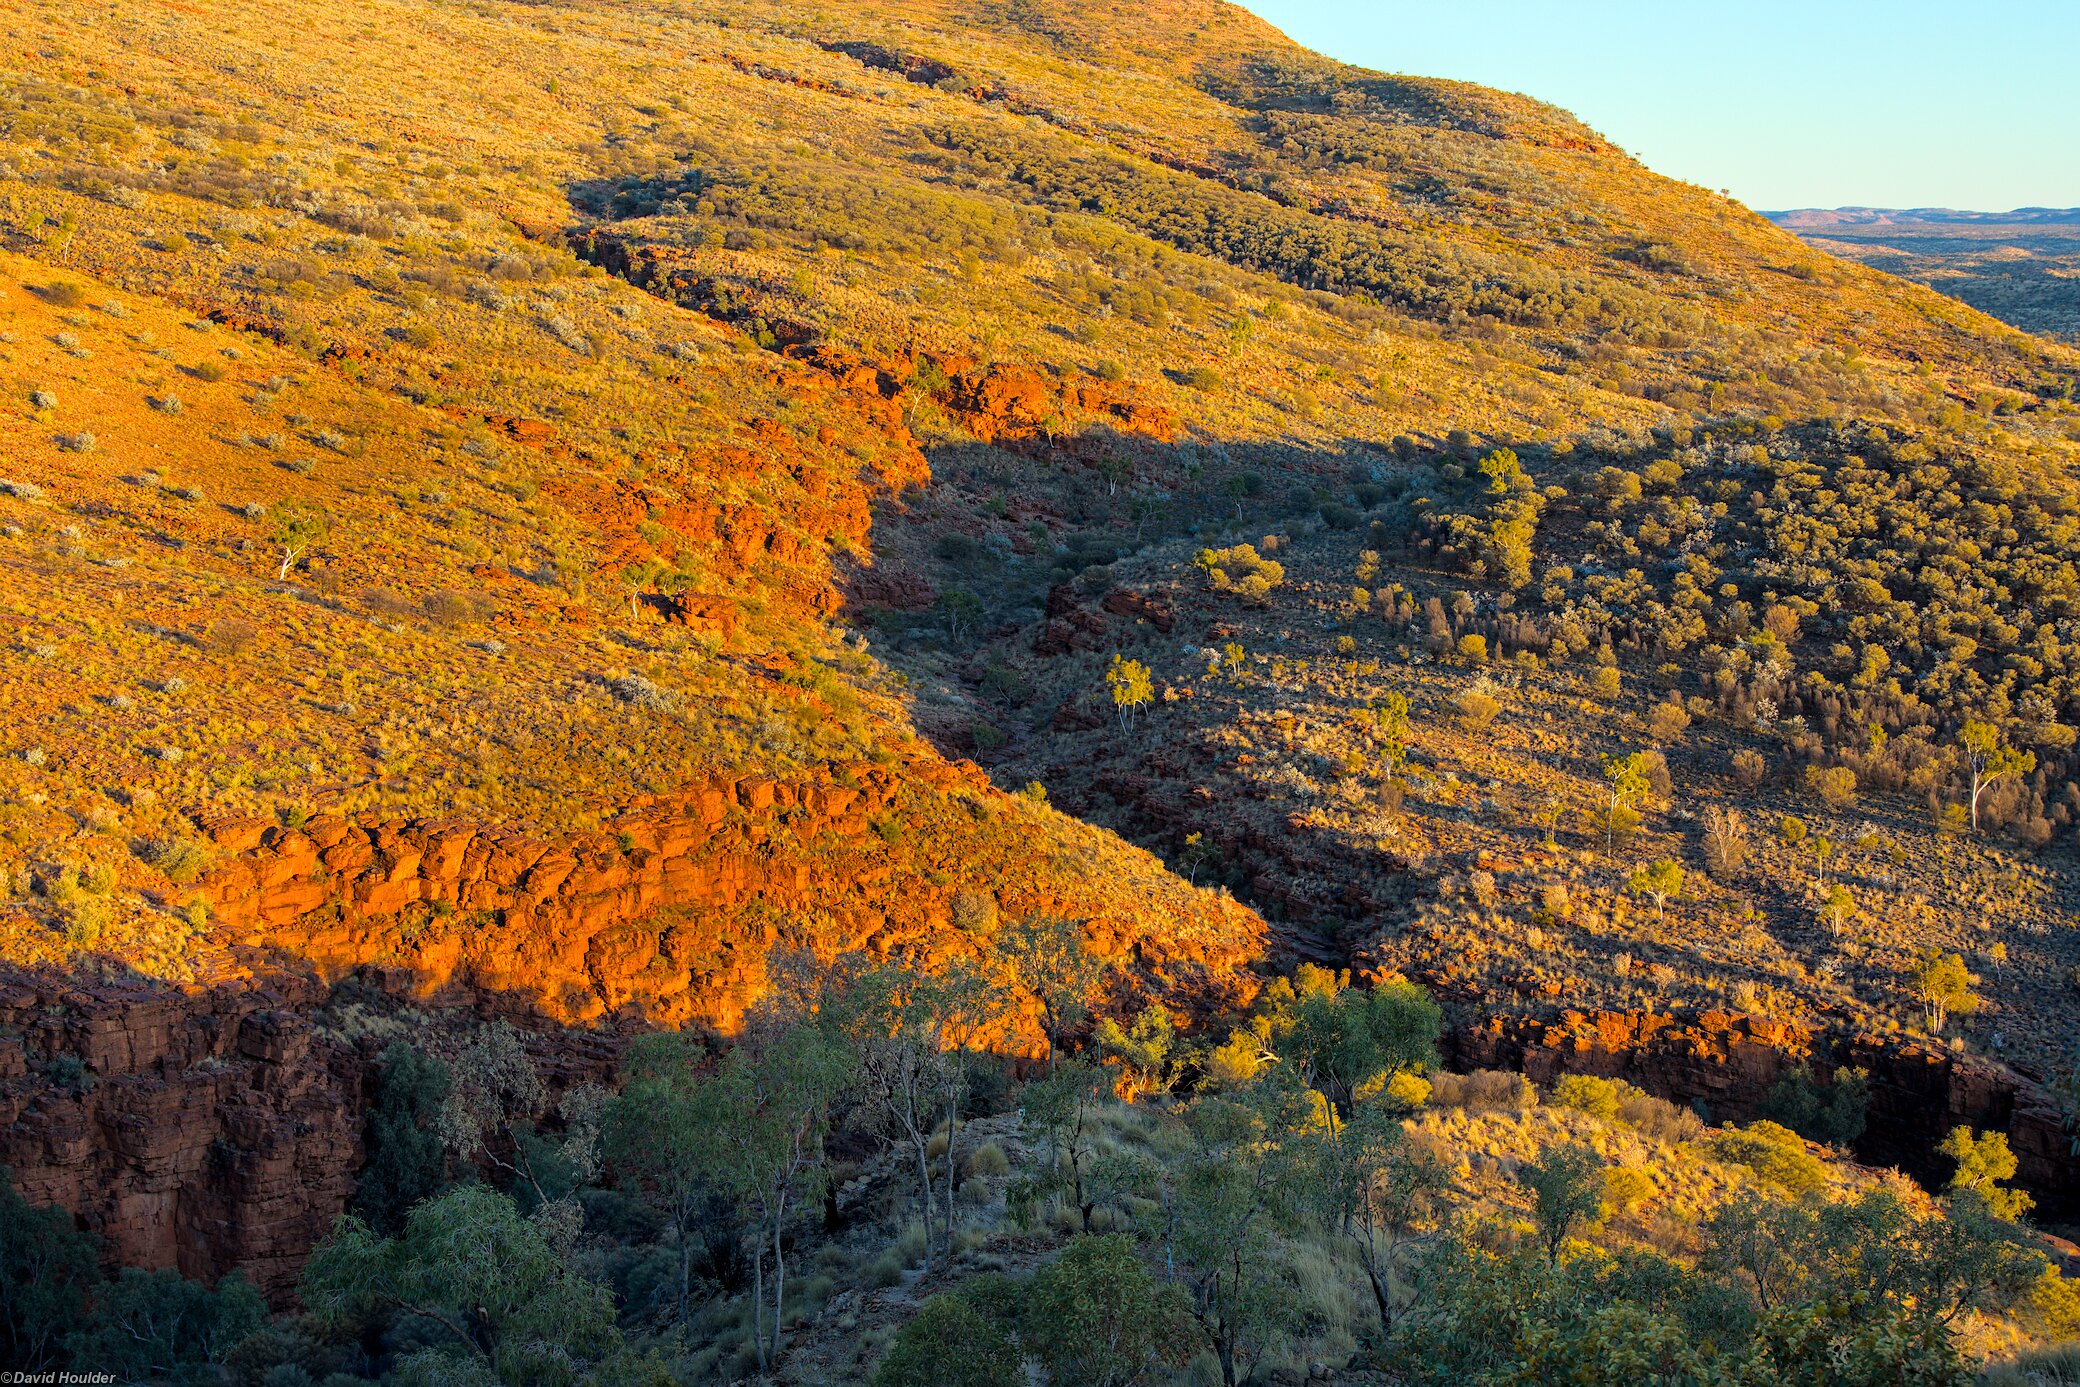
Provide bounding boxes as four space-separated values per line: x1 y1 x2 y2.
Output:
0 969 629 1302
1454 1006 2080 1218
193 754 1263 1033
4 756 1265 1294
0 971 358 1299
572 229 1177 446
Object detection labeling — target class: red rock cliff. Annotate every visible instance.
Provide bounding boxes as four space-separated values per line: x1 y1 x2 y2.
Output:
194 757 1262 1032
0 972 358 1299
2 758 1265 1295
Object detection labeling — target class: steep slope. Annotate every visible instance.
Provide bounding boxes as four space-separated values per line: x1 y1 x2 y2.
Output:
0 234 1266 1283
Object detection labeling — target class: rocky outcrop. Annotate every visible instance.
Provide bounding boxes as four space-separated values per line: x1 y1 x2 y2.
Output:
0 972 359 1299
571 229 1174 446
1844 1034 2077 1217
194 765 916 1033
530 400 924 623
932 360 1175 444
1099 587 1177 632
1452 1005 2080 1216
3 758 1266 1295
631 589 739 637
1452 1007 1812 1116
815 38 959 88
189 757 1259 1034
1034 583 1178 656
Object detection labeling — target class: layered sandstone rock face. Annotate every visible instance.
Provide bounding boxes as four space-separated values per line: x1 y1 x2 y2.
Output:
195 757 1263 1033
1 757 1265 1293
0 973 359 1299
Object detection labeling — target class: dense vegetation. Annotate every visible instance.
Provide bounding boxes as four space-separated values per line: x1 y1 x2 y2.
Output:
14 959 2078 1384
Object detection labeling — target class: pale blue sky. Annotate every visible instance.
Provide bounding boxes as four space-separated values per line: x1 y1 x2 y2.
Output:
1236 1 2080 212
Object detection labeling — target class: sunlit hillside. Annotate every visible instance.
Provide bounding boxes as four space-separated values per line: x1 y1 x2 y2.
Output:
3 0 2080 1381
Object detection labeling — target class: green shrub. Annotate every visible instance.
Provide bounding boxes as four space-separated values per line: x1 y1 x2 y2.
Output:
1551 1074 1622 1122
1760 1065 1868 1148
1938 1126 2033 1222
1023 1235 1188 1386
873 1290 1021 1387
1742 1295 1964 1386
1522 1144 1608 1258
67 1267 265 1379
1195 544 1284 602
350 1043 453 1235
1390 1241 1717 1385
1707 1120 1827 1195
301 1185 626 1379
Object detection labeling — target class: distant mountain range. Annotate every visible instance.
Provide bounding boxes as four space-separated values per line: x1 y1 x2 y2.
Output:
1765 206 2080 339
1766 206 2080 229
